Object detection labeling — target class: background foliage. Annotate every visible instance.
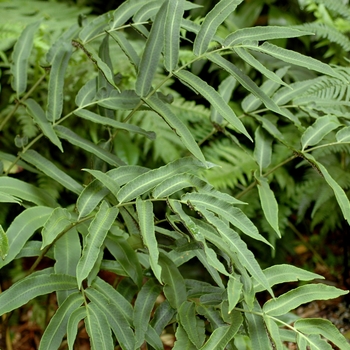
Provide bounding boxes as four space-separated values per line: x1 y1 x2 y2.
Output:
1 0 350 349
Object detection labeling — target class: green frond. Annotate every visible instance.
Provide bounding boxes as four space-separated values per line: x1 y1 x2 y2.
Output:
293 23 350 51
16 112 39 139
36 173 63 201
312 0 350 21
203 139 256 190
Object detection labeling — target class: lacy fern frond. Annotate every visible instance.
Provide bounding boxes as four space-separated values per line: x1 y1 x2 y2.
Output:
203 138 256 190
294 23 350 51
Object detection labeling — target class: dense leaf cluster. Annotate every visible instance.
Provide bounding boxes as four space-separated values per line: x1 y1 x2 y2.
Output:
1 0 350 349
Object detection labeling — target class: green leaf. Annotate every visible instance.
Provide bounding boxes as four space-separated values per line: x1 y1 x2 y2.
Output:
301 115 340 151
95 89 142 110
136 198 162 283
224 26 313 47
108 31 140 69
208 54 285 119
263 284 348 316
77 179 109 219
54 228 81 305
263 316 283 350
234 47 288 87
159 252 187 309
254 264 323 293
79 12 112 43
199 311 243 350
246 301 273 350
0 225 9 260
145 95 206 162
255 173 281 238
39 292 84 350
175 70 252 141
294 318 350 350
0 273 77 315
150 300 176 335
110 0 148 30
178 301 206 348
74 109 155 139
25 99 63 152
75 78 97 108
105 235 143 288
227 276 243 313
41 207 73 249
83 169 120 198
117 157 207 203
196 208 273 296
85 286 135 350
164 0 185 71
136 1 166 96
193 0 243 56
11 21 41 97
145 325 164 350
85 302 114 350
54 125 125 166
336 126 350 143
92 276 134 323
67 307 86 350
46 42 72 122
20 150 83 195
254 126 273 173
182 192 271 246
173 324 197 350
305 154 350 225
246 42 343 79
242 66 289 113
0 206 53 269
134 279 162 348
3 174 52 206
0 191 21 204
152 173 208 198
76 201 119 287
211 75 236 125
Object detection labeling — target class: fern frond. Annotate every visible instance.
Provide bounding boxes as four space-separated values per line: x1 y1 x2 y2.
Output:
293 23 350 51
36 173 62 200
16 112 38 139
203 138 256 189
313 0 350 21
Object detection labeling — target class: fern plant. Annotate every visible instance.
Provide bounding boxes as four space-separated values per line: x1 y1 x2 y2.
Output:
1 0 350 349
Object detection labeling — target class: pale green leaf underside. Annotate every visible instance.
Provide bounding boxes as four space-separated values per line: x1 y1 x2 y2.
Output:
255 174 281 238
136 198 162 283
301 115 340 151
294 318 350 350
193 0 243 56
336 126 350 142
164 0 184 72
25 98 63 152
55 125 125 167
224 26 313 47
74 109 155 139
76 201 119 287
136 1 166 96
145 95 206 163
39 292 84 350
175 69 252 140
0 273 77 315
21 150 83 195
263 284 348 316
117 157 207 203
11 21 41 96
46 42 72 123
